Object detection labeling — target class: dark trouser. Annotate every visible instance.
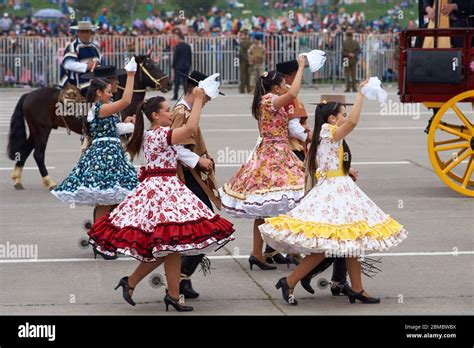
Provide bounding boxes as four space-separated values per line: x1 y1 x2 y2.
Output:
345 64 357 91
331 258 347 284
181 170 214 278
239 62 251 93
173 68 189 99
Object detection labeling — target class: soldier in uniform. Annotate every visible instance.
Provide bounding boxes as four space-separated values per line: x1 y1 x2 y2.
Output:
238 29 252 94
59 21 103 96
248 36 266 91
171 70 224 299
342 30 360 93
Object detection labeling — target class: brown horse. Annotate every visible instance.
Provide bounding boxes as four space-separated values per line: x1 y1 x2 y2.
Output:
6 53 171 190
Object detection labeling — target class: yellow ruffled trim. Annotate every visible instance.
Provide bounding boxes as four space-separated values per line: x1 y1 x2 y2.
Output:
222 183 304 200
265 215 403 241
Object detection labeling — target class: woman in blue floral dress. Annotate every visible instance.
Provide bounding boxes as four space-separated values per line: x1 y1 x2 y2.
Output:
52 58 138 258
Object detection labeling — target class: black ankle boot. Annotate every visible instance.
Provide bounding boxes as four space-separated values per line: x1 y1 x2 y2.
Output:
179 279 199 299
263 245 287 264
330 281 351 296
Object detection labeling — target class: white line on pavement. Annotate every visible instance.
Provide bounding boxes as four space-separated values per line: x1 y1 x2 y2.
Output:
0 251 472 264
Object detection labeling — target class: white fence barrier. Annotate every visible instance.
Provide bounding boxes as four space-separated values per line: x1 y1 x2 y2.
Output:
0 33 399 87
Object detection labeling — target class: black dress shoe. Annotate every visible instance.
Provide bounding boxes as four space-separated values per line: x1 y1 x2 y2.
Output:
347 289 380 304
275 277 297 305
179 279 199 299
248 255 277 270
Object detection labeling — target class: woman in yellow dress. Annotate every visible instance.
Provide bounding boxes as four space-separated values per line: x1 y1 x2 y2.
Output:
259 80 408 305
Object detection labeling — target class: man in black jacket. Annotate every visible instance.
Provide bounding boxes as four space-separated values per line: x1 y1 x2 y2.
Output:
172 32 192 100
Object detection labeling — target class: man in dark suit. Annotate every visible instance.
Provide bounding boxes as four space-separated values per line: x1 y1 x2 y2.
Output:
172 32 192 100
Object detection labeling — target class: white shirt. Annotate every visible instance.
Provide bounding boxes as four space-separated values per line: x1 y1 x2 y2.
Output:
175 98 200 169
288 118 308 142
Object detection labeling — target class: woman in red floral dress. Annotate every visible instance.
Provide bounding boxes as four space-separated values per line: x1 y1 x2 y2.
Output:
88 88 235 312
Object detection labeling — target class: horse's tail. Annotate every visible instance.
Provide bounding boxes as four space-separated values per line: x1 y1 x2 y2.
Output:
7 93 28 161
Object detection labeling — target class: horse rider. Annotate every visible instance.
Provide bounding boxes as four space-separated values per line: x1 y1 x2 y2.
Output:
59 21 103 97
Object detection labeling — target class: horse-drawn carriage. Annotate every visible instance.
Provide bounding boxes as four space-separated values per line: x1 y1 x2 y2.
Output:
398 27 474 196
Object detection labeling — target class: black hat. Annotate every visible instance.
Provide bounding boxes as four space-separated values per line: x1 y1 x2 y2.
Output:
276 60 298 75
180 70 225 96
82 65 127 79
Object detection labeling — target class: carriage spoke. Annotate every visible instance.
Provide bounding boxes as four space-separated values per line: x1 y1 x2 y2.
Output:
437 123 471 141
442 150 472 174
434 141 469 152
461 156 474 188
441 148 467 168
450 105 473 133
434 137 465 146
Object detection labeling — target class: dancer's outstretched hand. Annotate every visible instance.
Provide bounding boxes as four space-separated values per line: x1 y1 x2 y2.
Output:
297 55 306 69
358 78 370 91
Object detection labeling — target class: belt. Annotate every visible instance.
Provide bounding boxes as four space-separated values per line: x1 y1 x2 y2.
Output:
315 168 345 181
92 137 120 144
138 167 177 182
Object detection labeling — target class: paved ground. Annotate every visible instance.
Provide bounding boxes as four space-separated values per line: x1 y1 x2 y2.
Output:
0 85 473 315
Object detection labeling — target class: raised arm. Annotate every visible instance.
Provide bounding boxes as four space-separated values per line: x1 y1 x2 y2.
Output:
273 55 306 110
99 71 135 118
171 88 206 144
333 79 369 142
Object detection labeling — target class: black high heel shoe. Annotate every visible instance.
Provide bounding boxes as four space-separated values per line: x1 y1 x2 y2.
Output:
249 255 277 270
331 282 351 296
164 294 193 312
347 289 380 304
114 276 136 306
93 246 118 260
275 277 297 305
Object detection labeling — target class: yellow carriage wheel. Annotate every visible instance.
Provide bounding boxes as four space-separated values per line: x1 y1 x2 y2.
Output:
428 91 474 197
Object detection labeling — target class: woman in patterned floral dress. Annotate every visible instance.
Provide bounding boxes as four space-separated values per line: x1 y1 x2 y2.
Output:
219 56 307 271
52 63 138 259
259 80 408 305
88 90 235 312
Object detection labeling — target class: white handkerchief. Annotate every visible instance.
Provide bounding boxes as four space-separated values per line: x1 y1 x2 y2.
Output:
198 73 221 99
299 50 327 72
124 56 137 72
361 77 388 102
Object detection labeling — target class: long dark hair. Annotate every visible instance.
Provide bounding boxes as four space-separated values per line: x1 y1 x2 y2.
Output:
83 78 111 136
126 96 166 160
306 102 352 180
251 70 285 120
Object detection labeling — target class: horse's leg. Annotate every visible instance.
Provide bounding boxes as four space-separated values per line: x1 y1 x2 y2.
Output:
32 126 57 190
11 136 35 190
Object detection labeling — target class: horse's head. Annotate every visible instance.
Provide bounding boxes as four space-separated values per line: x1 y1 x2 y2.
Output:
134 52 172 93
